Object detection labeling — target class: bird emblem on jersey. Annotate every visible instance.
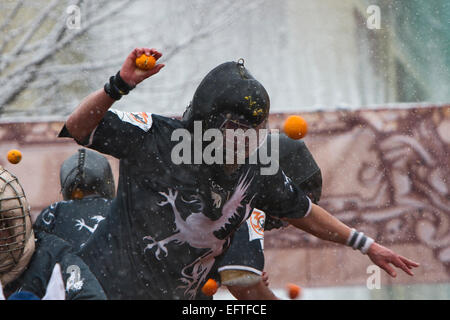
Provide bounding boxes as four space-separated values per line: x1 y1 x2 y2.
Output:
74 215 105 234
142 170 255 298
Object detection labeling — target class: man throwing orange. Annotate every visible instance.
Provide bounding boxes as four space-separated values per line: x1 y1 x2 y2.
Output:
58 47 419 299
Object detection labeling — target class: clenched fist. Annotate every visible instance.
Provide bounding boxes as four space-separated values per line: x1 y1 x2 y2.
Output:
119 47 165 87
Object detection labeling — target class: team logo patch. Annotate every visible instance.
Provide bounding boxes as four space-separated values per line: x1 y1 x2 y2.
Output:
110 109 153 132
247 209 265 242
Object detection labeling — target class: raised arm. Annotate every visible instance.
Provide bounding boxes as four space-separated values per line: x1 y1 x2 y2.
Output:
285 203 420 278
65 47 164 142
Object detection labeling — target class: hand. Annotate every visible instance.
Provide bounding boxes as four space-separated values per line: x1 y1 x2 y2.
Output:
367 242 420 277
119 47 165 86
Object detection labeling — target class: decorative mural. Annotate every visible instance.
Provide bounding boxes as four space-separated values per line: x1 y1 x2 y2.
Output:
266 106 450 274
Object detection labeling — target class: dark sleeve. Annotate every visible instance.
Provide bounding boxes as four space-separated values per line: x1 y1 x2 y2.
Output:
255 169 312 220
18 232 106 300
59 251 107 300
298 169 323 204
33 203 58 234
59 109 153 159
263 169 322 230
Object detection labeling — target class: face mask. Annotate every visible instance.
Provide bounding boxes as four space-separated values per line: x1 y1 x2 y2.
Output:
0 167 34 283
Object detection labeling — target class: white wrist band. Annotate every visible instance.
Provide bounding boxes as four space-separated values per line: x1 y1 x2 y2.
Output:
346 228 374 254
360 237 374 254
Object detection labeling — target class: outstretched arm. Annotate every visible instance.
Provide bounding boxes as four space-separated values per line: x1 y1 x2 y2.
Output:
285 203 420 277
65 47 164 142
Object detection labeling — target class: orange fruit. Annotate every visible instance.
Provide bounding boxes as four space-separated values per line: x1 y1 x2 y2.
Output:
201 278 219 296
283 115 308 140
287 283 301 299
135 54 156 70
7 149 22 164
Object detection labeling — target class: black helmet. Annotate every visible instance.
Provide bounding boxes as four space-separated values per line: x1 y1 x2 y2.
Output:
182 59 270 132
60 149 115 200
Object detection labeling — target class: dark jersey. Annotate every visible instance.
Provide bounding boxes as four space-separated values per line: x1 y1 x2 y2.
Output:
218 137 323 276
3 231 106 300
59 109 311 300
34 196 112 252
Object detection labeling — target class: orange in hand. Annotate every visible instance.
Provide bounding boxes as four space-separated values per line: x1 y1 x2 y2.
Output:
283 115 308 140
7 149 22 164
286 283 301 299
201 278 219 296
135 54 156 70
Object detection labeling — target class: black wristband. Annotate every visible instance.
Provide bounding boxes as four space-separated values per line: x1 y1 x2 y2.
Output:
114 71 135 94
103 71 136 100
104 80 122 100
